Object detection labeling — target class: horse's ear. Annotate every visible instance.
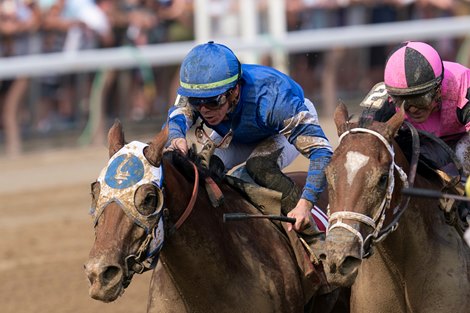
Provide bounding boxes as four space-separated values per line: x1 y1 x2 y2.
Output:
108 120 126 158
385 103 405 138
145 124 169 167
334 102 350 136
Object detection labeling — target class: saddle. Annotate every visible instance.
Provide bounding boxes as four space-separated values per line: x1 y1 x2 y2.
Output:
220 175 333 304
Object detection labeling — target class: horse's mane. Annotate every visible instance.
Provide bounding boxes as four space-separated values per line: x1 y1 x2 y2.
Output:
162 149 224 184
394 129 444 184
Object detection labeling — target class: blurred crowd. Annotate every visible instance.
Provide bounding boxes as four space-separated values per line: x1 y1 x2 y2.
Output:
1 0 470 155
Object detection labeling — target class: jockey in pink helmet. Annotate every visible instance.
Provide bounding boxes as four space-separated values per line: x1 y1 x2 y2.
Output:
372 41 470 178
368 41 470 230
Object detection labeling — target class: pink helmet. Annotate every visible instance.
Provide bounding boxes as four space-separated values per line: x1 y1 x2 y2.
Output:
384 41 443 96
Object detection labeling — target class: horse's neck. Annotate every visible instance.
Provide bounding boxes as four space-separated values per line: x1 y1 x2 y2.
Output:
161 163 236 288
160 161 303 311
384 199 462 276
358 199 470 311
390 145 460 266
161 159 254 272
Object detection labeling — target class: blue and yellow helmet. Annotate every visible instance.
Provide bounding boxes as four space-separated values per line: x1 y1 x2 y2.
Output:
178 41 241 98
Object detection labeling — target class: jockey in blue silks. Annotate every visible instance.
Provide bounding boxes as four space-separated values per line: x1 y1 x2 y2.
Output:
166 41 332 234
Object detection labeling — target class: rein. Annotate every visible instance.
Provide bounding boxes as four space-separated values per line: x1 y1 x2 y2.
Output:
168 160 200 232
328 124 419 258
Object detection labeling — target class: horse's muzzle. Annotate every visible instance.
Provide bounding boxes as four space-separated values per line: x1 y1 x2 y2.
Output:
84 257 125 302
324 228 363 287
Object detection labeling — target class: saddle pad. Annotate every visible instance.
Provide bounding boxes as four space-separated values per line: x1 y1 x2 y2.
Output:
311 206 328 232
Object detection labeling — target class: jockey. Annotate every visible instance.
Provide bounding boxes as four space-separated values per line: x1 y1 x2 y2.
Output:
372 41 470 177
166 41 333 234
371 41 470 229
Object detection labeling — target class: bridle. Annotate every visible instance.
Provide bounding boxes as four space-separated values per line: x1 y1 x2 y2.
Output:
124 159 200 287
327 126 417 258
91 142 201 287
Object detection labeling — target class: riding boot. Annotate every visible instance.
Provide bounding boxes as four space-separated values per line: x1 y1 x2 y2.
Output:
208 154 226 181
245 153 322 241
280 183 302 214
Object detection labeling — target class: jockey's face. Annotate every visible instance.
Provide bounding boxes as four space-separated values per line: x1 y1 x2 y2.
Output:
189 85 239 126
390 87 439 123
197 100 231 125
403 103 436 123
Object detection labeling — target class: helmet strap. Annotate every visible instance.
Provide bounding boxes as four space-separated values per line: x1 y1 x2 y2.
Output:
434 84 442 110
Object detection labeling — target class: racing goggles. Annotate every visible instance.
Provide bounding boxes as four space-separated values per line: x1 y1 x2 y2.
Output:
390 89 437 111
188 89 233 110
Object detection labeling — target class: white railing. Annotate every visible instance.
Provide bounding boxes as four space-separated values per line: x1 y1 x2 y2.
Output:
1 15 470 80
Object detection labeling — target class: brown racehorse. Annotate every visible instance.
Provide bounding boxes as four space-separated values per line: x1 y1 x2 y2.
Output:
84 120 347 313
323 103 470 313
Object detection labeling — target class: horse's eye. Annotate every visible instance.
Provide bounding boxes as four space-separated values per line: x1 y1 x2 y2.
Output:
90 182 101 209
135 184 160 216
144 193 157 208
378 174 389 188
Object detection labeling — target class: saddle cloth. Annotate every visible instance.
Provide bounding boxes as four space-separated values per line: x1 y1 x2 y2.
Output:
223 175 332 303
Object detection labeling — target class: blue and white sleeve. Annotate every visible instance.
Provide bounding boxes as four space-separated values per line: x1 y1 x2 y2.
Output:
167 95 197 143
277 100 333 204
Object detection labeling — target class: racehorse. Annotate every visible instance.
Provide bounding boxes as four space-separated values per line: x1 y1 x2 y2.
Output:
84 120 347 313
323 103 470 313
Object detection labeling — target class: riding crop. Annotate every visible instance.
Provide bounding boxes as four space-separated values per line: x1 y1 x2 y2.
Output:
223 213 296 224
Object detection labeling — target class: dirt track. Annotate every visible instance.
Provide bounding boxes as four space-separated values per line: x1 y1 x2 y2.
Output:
0 120 338 313
0 144 153 313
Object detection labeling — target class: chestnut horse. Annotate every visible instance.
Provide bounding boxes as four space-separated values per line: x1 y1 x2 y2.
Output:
323 103 470 313
84 121 346 313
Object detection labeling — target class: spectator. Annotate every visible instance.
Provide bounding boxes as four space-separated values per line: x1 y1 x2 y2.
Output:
37 0 112 132
0 0 40 156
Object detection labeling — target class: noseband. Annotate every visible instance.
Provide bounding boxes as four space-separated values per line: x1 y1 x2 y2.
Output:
328 127 410 258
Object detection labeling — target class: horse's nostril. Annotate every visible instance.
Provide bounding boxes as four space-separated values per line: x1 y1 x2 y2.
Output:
102 265 121 284
87 272 97 285
339 256 361 275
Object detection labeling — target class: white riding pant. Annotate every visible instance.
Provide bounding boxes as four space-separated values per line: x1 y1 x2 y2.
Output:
210 133 299 173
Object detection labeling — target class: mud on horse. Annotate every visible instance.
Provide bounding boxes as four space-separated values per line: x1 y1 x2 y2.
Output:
84 120 348 313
